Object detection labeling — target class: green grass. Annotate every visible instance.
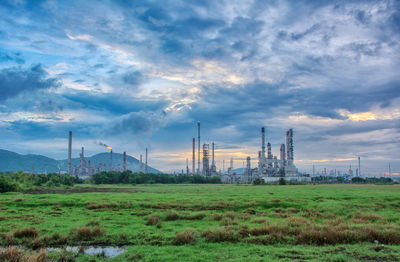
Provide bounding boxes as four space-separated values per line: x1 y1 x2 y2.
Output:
1 184 400 261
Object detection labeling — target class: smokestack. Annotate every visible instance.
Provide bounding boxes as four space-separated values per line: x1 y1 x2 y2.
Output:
389 163 391 177
358 156 361 177
197 121 200 175
261 127 266 161
230 158 233 170
192 138 195 175
267 142 272 159
186 158 189 176
123 152 127 172
140 154 143 173
68 131 72 175
145 148 148 174
286 129 294 166
223 160 225 173
280 144 286 166
246 156 251 170
212 142 215 167
110 150 113 171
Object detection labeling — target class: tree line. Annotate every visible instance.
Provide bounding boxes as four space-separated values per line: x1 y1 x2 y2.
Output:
0 170 221 193
0 171 84 193
91 171 221 184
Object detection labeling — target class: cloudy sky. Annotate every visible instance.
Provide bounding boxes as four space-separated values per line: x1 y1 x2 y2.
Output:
0 0 399 174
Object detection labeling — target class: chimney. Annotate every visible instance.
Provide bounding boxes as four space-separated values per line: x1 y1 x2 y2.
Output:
197 121 200 175
123 151 127 172
261 127 266 165
212 142 215 167
110 150 113 171
192 138 195 175
145 148 148 174
68 131 72 174
186 158 189 176
140 154 143 173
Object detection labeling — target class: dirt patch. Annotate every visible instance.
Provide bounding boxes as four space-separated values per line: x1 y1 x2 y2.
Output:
23 187 143 194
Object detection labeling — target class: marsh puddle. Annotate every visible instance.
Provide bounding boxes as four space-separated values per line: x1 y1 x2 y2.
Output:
1 246 125 258
48 246 126 258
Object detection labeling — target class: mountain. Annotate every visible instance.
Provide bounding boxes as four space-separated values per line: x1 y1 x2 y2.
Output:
58 152 161 174
0 149 161 174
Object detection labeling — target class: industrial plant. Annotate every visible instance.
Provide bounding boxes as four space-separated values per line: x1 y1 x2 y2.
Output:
66 131 149 178
187 122 308 183
64 122 370 183
65 121 309 183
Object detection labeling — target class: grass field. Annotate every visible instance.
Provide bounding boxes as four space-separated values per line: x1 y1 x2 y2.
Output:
1 184 400 261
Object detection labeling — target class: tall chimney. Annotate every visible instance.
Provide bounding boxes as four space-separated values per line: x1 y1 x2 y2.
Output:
123 151 127 171
267 142 272 159
145 148 148 173
186 158 189 176
68 131 72 175
286 129 294 166
197 121 200 175
110 150 113 171
280 144 286 166
261 127 266 164
140 154 143 173
192 138 195 175
212 142 215 167
358 156 361 177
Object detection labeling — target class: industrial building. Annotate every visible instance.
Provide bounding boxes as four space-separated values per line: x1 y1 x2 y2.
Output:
67 131 133 178
190 124 303 183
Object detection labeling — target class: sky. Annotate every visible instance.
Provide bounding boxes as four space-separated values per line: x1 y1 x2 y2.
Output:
0 0 399 175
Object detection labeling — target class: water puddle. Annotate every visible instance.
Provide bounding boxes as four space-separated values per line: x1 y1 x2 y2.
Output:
2 246 126 258
49 246 126 258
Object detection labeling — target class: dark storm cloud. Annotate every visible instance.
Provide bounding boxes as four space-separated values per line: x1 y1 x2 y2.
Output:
0 51 25 64
62 91 167 115
0 64 59 101
122 71 143 87
3 119 96 139
109 111 167 135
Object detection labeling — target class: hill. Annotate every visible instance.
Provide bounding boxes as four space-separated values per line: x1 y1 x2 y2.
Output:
0 149 161 174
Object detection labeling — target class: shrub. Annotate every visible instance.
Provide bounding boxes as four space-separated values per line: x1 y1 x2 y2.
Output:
76 227 92 240
13 228 38 239
146 215 161 226
165 211 180 221
74 226 105 240
0 176 20 193
253 178 265 185
201 227 239 242
0 247 22 262
42 233 68 245
279 178 286 185
92 226 105 237
86 203 118 210
173 229 197 245
252 218 268 224
0 247 46 262
182 213 206 220
86 220 100 226
211 213 223 221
